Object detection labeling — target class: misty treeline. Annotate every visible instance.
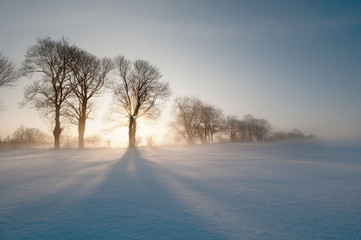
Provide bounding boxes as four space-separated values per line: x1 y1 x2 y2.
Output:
1 36 314 149
0 125 105 149
169 96 315 145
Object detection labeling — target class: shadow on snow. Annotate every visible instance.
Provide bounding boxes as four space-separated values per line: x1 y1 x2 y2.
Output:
0 149 224 240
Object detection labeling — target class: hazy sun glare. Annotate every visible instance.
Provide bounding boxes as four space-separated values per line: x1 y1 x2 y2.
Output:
83 104 173 148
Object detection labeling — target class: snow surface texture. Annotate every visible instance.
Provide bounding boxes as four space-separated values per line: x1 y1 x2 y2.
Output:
1 141 361 239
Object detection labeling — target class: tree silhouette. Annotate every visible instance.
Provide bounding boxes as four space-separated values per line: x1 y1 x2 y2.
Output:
243 115 272 141
21 37 75 149
170 96 204 144
199 104 223 143
65 48 113 148
110 56 171 148
12 126 50 148
224 115 240 142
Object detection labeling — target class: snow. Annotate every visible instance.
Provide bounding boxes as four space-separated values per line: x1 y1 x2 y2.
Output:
1 141 361 239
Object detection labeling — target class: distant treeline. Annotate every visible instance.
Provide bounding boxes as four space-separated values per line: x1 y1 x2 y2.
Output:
3 97 315 149
169 96 315 145
271 129 315 141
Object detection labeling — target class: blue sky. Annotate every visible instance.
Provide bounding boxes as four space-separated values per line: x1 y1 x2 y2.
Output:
0 0 361 143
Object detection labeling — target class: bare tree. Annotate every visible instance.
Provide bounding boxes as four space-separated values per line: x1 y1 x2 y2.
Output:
110 55 171 148
198 105 211 144
0 51 18 88
170 96 204 144
205 106 223 143
224 115 240 142
243 114 272 141
65 48 113 148
12 126 50 149
21 37 75 149
199 104 223 143
253 118 272 141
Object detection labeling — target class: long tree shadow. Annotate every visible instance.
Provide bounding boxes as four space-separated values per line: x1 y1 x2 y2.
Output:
76 148 226 239
0 148 224 239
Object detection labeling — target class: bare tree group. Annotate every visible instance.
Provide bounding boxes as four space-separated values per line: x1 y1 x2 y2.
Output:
170 96 223 144
170 96 273 144
5 36 313 149
21 37 171 149
224 114 272 142
12 126 50 148
22 38 75 149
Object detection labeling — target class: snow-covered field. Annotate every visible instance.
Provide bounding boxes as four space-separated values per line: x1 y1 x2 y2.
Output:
1 141 360 239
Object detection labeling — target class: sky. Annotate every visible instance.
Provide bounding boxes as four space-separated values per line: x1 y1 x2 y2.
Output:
0 0 361 146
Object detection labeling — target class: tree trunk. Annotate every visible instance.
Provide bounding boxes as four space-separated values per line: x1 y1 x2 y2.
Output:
53 107 62 149
187 135 192 145
78 117 86 148
78 101 87 148
132 118 136 147
128 116 135 148
203 128 206 144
